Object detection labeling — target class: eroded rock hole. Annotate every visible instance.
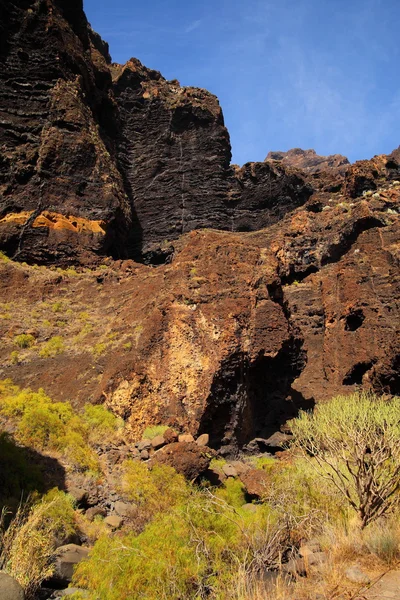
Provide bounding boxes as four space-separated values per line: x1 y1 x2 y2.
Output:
345 308 365 331
343 360 375 385
198 338 309 454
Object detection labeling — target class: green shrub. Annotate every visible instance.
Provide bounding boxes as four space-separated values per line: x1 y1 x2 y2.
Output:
118 461 189 528
39 336 64 358
10 351 19 365
82 404 123 445
14 334 35 349
290 392 400 528
142 424 169 440
0 380 104 475
72 488 291 600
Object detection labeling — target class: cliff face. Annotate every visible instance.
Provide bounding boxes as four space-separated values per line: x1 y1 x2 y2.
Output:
0 0 312 264
0 0 399 452
0 0 132 264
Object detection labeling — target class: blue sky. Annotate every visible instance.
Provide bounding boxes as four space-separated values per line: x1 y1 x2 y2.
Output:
84 0 400 166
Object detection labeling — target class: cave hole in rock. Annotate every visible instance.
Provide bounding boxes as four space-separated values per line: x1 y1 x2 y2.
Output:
198 338 311 453
372 354 400 395
344 308 365 331
343 360 375 386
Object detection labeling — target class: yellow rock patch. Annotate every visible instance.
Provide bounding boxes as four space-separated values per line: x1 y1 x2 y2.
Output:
0 211 105 234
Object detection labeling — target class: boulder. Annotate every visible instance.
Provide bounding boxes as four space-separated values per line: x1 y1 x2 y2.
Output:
54 545 90 583
104 516 123 530
140 449 149 460
114 501 133 518
178 434 195 443
137 439 151 452
151 435 166 450
203 467 226 486
85 506 106 522
163 429 179 444
196 434 210 447
239 468 269 500
0 573 24 600
222 464 238 478
151 442 216 480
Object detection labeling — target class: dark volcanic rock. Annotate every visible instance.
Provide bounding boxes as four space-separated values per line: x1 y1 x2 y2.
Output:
0 0 131 265
0 2 313 265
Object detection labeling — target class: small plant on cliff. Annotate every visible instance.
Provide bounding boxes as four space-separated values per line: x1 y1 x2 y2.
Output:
39 336 64 358
290 392 400 528
14 334 35 349
142 424 169 440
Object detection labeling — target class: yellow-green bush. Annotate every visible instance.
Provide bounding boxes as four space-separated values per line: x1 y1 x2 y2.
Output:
72 488 289 600
39 336 64 358
289 392 400 527
0 380 122 475
118 461 189 528
14 334 35 349
142 424 169 440
1 489 76 599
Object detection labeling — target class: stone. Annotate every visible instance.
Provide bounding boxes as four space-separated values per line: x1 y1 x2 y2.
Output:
68 487 88 506
114 501 133 518
345 565 370 585
104 515 123 530
85 507 106 522
196 434 210 447
222 464 238 478
363 570 400 599
163 428 179 444
262 432 293 449
178 434 195 443
137 439 151 451
239 469 269 500
151 435 166 450
54 545 90 583
140 449 149 460
0 572 24 600
151 442 216 480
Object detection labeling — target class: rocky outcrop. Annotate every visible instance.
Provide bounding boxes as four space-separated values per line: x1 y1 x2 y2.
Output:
266 148 350 175
0 0 132 265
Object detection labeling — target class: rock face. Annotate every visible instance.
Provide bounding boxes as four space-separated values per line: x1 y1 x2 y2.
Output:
0 0 131 265
0 0 312 265
0 0 399 456
266 148 350 175
0 572 24 600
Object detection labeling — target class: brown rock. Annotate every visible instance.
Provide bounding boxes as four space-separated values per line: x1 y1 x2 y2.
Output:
222 464 238 478
151 435 166 450
150 442 216 480
0 572 24 600
104 515 123 530
196 433 210 447
239 469 269 499
54 544 90 582
137 439 151 451
114 501 133 518
85 507 106 522
163 428 179 444
178 434 195 443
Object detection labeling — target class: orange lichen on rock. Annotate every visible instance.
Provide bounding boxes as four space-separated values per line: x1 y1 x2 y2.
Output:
33 212 106 235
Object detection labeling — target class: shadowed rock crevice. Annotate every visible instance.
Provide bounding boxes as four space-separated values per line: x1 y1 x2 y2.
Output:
343 361 376 386
198 335 308 453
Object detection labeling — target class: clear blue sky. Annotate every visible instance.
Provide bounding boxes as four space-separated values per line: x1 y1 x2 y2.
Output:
84 0 400 166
